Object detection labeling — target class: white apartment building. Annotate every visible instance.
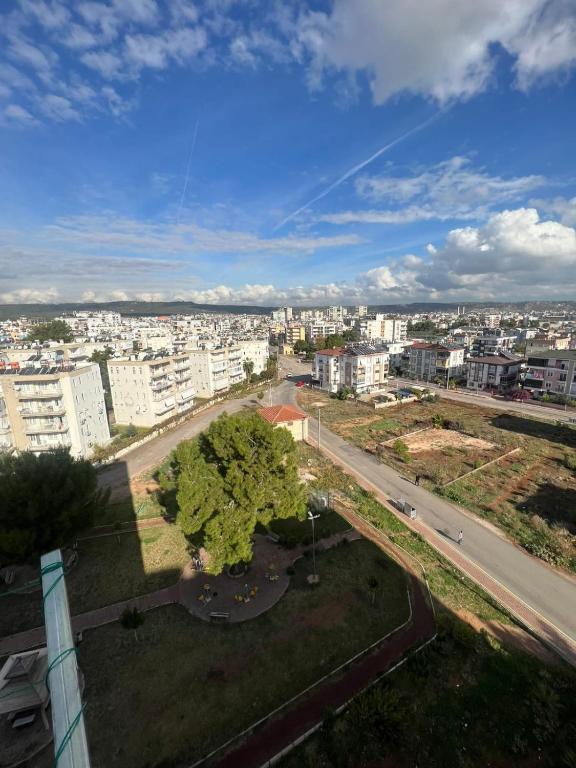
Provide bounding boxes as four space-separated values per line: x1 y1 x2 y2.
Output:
108 352 196 427
186 346 244 398
305 322 343 342
327 306 345 322
357 315 408 343
237 339 269 375
313 345 390 394
471 333 517 357
356 305 368 318
466 355 522 393
407 343 465 382
0 361 110 458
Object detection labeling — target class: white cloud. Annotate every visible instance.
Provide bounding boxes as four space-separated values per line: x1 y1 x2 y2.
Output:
62 23 99 50
320 157 547 224
81 50 124 79
0 287 61 304
20 0 70 31
3 104 37 124
294 0 576 103
8 38 57 75
38 93 81 122
125 27 207 71
531 196 576 227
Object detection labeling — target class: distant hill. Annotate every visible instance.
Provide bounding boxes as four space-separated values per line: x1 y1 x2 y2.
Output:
0 299 574 321
0 301 275 320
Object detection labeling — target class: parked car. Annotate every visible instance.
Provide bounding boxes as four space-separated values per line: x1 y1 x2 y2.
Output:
296 380 306 388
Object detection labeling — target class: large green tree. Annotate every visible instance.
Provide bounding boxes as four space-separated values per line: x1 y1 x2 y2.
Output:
27 319 74 343
0 450 109 562
165 412 307 573
90 346 114 412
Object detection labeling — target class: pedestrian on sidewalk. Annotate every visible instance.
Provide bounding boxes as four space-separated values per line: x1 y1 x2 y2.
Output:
415 475 420 486
458 530 463 546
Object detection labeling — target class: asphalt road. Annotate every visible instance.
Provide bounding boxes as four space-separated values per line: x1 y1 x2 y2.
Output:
280 380 576 649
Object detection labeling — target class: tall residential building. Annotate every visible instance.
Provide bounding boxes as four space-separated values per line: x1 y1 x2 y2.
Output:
471 332 517 357
108 352 196 427
305 322 342 342
186 346 244 398
407 343 465 382
236 339 269 375
0 361 109 458
313 345 390 394
284 325 306 345
523 350 576 396
356 305 368 318
357 315 407 343
466 355 522 393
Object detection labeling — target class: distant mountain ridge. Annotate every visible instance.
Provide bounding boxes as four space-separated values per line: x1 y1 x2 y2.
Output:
0 299 574 321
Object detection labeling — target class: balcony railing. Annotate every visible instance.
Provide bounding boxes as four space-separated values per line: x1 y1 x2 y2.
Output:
26 423 69 435
151 380 171 392
16 387 63 399
20 406 66 417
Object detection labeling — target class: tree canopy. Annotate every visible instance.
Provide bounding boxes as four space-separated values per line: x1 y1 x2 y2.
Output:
27 319 74 343
163 412 307 573
0 449 109 562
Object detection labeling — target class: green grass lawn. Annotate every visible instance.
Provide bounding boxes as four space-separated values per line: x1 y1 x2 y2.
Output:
79 539 410 768
0 524 190 638
94 496 166 526
269 507 351 544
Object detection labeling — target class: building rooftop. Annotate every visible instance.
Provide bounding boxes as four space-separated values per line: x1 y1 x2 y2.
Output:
259 404 308 423
469 355 523 365
315 348 344 356
527 350 576 361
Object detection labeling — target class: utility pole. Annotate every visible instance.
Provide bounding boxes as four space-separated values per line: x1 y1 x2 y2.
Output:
307 510 320 584
269 380 272 406
317 406 321 452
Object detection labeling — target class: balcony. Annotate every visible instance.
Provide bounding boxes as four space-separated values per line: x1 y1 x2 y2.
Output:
31 439 72 451
177 387 195 403
151 380 171 392
150 367 170 380
16 386 63 399
20 406 66 417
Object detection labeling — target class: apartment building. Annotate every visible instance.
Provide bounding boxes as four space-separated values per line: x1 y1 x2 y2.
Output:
356 315 407 343
407 343 465 382
466 355 522 393
526 336 571 353
356 305 368 318
305 322 343 342
108 352 195 427
471 332 517 357
186 346 244 398
313 345 390 394
237 339 269 375
284 325 306 346
523 350 576 397
0 361 109 458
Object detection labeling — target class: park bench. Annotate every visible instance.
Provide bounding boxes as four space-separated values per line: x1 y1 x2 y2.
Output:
266 531 280 543
209 612 230 623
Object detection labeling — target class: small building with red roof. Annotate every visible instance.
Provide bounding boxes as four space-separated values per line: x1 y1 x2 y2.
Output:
258 404 309 442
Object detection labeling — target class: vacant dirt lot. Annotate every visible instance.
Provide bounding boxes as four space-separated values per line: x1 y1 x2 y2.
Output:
402 428 495 453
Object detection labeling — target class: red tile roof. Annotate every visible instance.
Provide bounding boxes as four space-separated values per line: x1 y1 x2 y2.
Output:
315 348 344 356
259 404 308 423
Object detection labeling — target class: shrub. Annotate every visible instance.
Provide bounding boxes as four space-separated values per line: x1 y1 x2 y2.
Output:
431 413 445 428
120 607 144 630
563 453 576 471
392 439 411 463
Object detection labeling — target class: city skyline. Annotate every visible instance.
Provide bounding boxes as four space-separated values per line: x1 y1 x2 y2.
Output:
1 0 576 305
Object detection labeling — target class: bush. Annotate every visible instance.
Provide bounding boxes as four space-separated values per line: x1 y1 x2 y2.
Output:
120 607 144 630
431 413 446 428
563 453 576 471
392 439 411 463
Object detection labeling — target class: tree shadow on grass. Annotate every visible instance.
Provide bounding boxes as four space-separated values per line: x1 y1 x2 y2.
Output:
491 414 576 449
515 482 576 532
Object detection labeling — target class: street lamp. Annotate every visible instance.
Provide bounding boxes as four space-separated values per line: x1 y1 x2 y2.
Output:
307 510 320 584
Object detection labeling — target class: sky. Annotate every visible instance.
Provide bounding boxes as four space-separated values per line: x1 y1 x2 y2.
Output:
1 0 576 306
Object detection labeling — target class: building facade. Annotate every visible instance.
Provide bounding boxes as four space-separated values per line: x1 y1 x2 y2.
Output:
523 351 576 397
313 345 390 394
466 355 522 392
0 362 109 457
186 346 244 398
407 343 465 382
259 404 309 441
357 315 407 343
237 339 269 375
108 352 195 427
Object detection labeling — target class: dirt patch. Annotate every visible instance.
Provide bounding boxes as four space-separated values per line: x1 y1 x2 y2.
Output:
304 592 354 630
457 609 559 665
130 475 160 499
402 428 495 453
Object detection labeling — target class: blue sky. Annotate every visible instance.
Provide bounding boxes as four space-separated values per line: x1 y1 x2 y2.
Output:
1 0 576 306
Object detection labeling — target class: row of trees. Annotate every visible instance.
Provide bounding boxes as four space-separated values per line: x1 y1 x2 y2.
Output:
293 330 359 358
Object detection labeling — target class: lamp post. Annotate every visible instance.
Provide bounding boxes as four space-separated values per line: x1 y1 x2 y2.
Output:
308 510 320 584
317 406 321 451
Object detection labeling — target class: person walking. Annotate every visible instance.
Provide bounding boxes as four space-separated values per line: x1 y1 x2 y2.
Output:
458 530 463 546
415 475 420 486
